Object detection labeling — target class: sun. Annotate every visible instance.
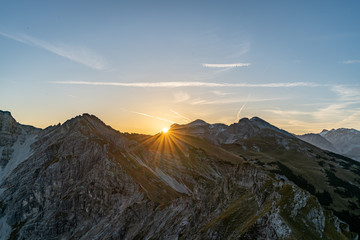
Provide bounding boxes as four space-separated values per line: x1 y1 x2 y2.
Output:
162 127 169 133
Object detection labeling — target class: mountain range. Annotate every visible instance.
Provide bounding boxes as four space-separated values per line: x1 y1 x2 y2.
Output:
298 129 360 161
0 110 359 239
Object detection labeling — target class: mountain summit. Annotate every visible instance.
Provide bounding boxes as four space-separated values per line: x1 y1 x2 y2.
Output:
171 116 293 144
298 128 360 161
0 111 359 239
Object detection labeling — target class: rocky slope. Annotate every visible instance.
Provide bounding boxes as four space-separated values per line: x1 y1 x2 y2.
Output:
0 111 358 239
298 128 360 161
297 134 337 153
171 118 360 237
171 117 293 145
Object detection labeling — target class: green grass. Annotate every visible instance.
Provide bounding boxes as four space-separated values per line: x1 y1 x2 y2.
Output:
221 135 360 236
199 191 261 238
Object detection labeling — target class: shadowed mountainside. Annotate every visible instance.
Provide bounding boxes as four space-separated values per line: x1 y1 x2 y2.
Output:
298 129 360 161
171 118 360 236
0 111 358 239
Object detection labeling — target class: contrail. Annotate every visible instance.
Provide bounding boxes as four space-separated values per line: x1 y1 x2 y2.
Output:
132 111 175 124
170 109 191 123
52 81 320 88
236 94 251 122
202 63 251 68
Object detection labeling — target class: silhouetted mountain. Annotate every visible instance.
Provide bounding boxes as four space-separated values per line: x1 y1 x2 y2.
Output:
0 111 358 239
171 116 294 145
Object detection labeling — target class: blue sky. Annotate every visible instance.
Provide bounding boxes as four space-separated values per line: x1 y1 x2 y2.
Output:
1 1 359 134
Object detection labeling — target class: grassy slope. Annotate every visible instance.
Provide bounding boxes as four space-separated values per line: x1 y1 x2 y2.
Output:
124 132 357 239
222 134 360 236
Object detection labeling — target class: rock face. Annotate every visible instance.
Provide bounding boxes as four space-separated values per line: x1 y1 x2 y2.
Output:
0 111 40 181
171 118 360 237
171 117 294 145
297 133 337 153
298 128 360 161
0 112 358 239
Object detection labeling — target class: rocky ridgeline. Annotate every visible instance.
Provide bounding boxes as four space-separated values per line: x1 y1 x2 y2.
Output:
298 128 360 161
0 111 357 239
171 117 294 145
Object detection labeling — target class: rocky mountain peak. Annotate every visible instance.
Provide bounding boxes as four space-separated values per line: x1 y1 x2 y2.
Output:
237 116 271 128
0 111 359 239
249 116 273 128
0 110 18 134
0 110 12 117
319 129 329 136
299 127 360 161
250 116 263 121
233 116 293 138
187 119 209 126
60 113 113 134
238 117 250 123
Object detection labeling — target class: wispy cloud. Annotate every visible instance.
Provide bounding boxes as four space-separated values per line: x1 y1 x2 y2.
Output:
313 102 359 121
331 85 360 100
173 91 190 103
170 109 191 123
267 101 359 125
342 59 360 64
191 97 285 105
266 109 313 116
131 111 175 124
202 63 250 68
212 90 231 96
52 81 320 88
334 111 360 128
0 31 107 70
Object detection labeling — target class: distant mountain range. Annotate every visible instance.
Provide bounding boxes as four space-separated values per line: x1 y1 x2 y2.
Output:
298 128 360 161
0 110 359 239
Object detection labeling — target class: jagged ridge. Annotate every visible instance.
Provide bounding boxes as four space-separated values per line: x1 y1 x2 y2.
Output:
0 112 358 239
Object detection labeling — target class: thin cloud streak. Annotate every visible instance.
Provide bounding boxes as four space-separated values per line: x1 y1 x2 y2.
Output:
235 94 250 122
266 109 313 116
191 97 285 105
331 85 360 101
170 109 191 122
132 111 175 124
52 81 320 88
267 101 359 123
0 31 107 70
343 60 360 64
212 90 231 96
202 63 250 68
173 91 190 103
236 103 246 121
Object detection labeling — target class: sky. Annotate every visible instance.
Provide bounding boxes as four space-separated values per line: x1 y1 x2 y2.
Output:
1 0 360 134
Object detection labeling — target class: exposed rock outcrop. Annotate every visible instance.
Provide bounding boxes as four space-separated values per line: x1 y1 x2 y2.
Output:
0 112 357 239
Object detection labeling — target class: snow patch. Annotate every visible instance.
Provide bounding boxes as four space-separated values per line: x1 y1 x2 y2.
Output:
0 134 37 184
